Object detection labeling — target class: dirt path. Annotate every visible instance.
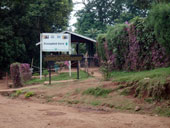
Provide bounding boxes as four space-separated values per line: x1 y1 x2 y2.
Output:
0 95 170 128
0 68 170 128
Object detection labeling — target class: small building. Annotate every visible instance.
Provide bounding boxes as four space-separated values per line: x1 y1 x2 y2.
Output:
62 31 98 67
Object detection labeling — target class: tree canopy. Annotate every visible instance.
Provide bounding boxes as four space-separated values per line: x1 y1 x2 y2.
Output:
0 0 73 73
74 0 148 39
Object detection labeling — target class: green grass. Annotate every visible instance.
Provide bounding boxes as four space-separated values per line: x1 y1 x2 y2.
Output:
111 67 170 84
155 106 170 117
83 87 112 97
24 91 35 98
90 100 101 106
10 90 23 98
111 67 170 100
25 70 89 85
25 78 45 85
120 88 131 96
50 70 89 81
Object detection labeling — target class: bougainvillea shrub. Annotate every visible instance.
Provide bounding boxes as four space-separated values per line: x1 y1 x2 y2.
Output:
10 63 32 88
20 63 32 82
10 63 22 88
97 17 170 71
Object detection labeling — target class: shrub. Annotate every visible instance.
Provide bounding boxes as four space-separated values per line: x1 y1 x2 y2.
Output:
155 107 170 117
33 73 39 76
83 87 112 97
97 17 170 71
147 3 170 52
100 61 112 80
10 63 32 87
20 63 32 82
10 63 22 88
24 91 35 98
10 90 23 97
43 69 49 80
96 34 107 62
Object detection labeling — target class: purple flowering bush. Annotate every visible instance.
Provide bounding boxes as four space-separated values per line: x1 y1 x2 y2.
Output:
97 17 170 71
10 63 22 88
20 63 32 82
10 63 32 88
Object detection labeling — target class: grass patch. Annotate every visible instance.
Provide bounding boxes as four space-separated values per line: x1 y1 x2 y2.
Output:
10 90 23 98
25 70 89 85
114 104 134 111
111 67 170 84
24 91 35 98
144 98 154 104
155 107 170 117
111 67 170 100
90 100 101 106
120 88 130 96
33 73 39 76
83 87 112 97
24 78 45 85
67 100 80 104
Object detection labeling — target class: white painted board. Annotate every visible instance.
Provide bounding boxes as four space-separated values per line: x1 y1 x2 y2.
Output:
41 33 70 52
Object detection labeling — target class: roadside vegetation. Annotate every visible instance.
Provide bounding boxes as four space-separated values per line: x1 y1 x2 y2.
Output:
25 70 90 85
110 67 170 101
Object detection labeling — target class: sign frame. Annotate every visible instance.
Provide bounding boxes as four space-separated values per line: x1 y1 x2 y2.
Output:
41 33 70 52
39 33 72 80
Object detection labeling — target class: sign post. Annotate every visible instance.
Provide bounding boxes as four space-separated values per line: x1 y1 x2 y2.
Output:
76 43 79 79
44 55 83 84
40 34 42 80
39 33 71 79
48 62 52 85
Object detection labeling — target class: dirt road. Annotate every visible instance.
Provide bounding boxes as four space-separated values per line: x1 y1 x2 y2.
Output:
0 95 170 128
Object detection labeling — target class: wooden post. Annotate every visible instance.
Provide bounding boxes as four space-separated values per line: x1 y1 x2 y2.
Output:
49 63 51 85
76 43 79 79
6 72 8 87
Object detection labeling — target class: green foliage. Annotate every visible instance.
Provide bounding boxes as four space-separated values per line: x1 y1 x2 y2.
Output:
67 100 80 104
74 0 147 39
120 89 131 96
25 70 89 85
11 90 23 97
90 100 101 106
147 3 170 52
33 73 39 76
43 69 48 80
43 70 48 76
100 61 112 81
106 24 128 52
0 0 73 73
24 91 35 98
155 106 170 117
83 87 112 97
25 78 45 85
144 98 154 103
134 0 170 9
96 34 107 61
111 67 170 83
97 16 170 71
111 67 170 100
97 24 129 70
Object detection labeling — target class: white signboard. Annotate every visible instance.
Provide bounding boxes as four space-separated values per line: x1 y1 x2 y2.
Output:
41 33 70 52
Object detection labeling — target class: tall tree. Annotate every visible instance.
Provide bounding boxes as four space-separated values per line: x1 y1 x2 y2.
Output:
0 0 73 75
74 0 148 39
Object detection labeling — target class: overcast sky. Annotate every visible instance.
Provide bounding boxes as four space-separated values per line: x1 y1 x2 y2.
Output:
69 0 84 31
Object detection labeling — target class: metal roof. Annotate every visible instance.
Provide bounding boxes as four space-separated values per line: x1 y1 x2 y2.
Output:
62 31 96 43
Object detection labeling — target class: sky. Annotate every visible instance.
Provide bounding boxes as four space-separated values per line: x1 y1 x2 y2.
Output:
69 0 84 31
